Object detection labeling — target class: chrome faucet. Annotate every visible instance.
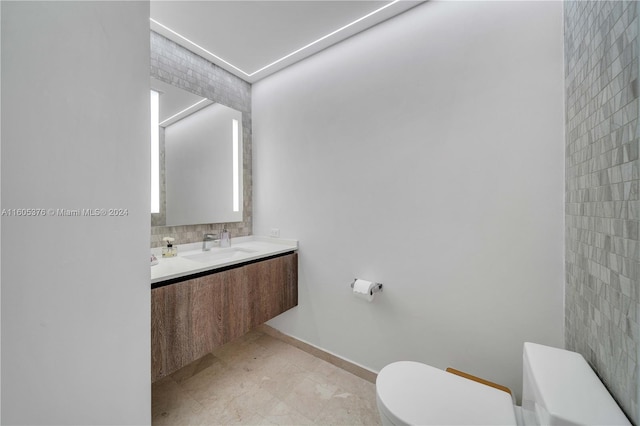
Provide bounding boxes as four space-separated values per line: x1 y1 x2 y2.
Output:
202 233 218 251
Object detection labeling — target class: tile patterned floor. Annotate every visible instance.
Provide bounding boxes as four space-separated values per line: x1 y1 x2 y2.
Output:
152 329 382 425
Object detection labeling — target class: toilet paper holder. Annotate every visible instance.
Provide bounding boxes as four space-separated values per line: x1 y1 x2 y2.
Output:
350 279 383 295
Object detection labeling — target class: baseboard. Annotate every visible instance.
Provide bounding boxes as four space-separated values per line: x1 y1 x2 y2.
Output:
257 324 377 384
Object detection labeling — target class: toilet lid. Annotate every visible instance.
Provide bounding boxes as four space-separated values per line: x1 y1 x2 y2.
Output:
376 361 517 425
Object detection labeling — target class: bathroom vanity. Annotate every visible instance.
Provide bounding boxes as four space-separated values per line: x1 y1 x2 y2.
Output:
150 237 298 381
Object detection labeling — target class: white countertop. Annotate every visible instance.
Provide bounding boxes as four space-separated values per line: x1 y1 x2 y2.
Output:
151 236 298 285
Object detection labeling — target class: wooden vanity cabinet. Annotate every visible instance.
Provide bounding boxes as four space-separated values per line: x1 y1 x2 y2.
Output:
151 252 298 382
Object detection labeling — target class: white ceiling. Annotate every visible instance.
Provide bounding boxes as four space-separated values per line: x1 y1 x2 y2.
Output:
150 1 423 83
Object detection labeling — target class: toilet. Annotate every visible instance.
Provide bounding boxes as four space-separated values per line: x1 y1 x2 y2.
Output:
376 342 631 425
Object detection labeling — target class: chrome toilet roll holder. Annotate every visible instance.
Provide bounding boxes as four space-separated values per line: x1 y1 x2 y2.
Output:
350 279 383 295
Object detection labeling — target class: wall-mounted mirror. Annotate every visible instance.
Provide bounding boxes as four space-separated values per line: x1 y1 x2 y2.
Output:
151 78 243 226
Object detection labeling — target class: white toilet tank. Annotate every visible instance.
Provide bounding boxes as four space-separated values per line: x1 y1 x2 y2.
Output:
521 342 630 425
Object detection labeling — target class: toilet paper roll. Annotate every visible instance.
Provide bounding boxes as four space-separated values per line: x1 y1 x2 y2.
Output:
353 279 375 302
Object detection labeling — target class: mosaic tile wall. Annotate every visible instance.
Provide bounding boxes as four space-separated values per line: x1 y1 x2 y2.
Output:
150 32 252 248
564 1 639 423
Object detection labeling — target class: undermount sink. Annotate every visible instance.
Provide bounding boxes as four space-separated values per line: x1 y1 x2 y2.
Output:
182 247 257 263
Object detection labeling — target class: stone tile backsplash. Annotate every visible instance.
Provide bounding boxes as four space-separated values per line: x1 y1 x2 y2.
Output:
564 1 639 423
150 32 252 248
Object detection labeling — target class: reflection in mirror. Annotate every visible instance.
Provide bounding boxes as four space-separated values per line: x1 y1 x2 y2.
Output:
150 78 243 226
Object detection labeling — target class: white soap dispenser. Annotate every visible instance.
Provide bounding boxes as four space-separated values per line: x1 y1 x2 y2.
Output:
220 228 231 248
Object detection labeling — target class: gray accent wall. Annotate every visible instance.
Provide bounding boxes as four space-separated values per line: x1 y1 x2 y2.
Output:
564 1 639 423
150 31 252 247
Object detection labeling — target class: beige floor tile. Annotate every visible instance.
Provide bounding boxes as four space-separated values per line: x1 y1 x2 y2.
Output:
152 331 380 426
254 362 309 400
307 359 342 385
200 395 264 425
230 346 290 379
152 376 205 425
235 329 266 344
281 376 338 420
325 367 376 401
255 351 291 377
191 379 278 424
312 358 341 376
255 334 301 357
231 382 281 416
171 353 223 384
314 390 381 426
180 364 257 410
281 346 323 372
264 401 315 425
153 408 213 426
215 341 269 368
253 333 287 350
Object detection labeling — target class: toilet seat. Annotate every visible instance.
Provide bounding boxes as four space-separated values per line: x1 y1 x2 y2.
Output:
376 361 517 425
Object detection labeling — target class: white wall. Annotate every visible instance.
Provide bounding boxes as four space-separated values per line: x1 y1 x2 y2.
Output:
0 3 3 420
253 1 564 400
1 2 150 424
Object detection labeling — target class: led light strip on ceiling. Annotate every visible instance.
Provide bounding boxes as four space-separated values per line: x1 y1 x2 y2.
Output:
150 0 400 78
159 98 208 127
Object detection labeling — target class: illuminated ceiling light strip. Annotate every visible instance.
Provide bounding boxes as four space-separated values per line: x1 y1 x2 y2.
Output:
159 98 208 126
150 0 400 78
150 17 250 77
248 0 400 76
